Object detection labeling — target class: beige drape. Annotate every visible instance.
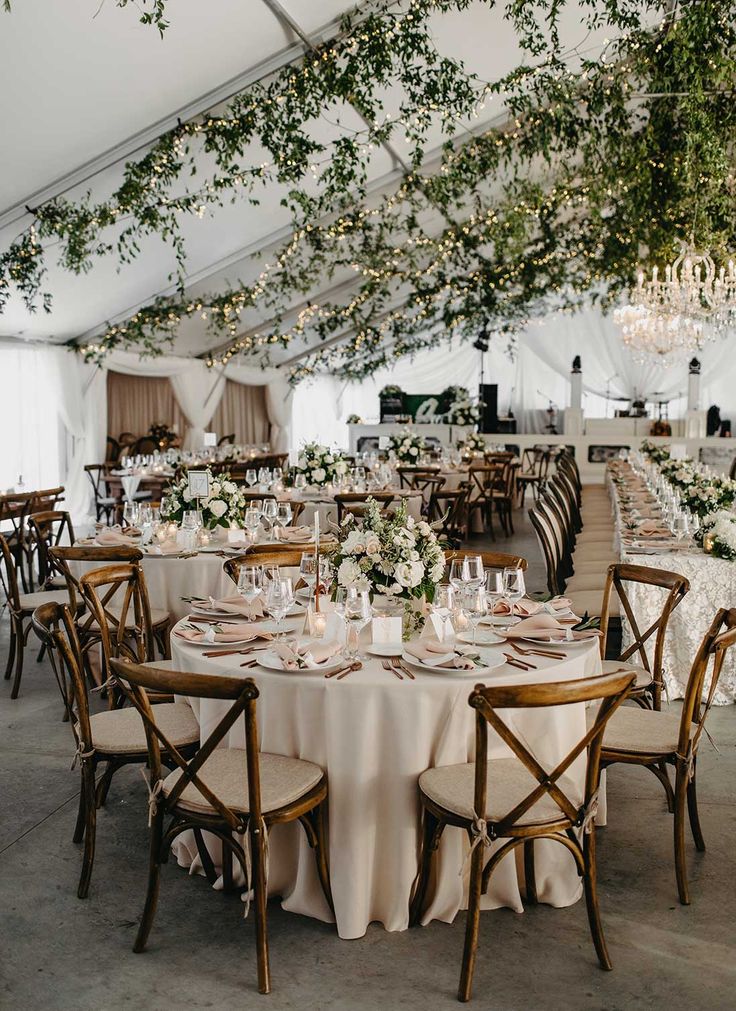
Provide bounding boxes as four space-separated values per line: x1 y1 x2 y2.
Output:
211 380 270 444
107 372 188 440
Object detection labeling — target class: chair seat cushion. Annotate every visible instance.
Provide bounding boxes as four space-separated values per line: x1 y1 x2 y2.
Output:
162 749 324 815
19 588 70 613
573 546 617 563
566 573 607 592
595 705 693 756
419 758 581 826
600 659 652 691
576 532 614 544
566 589 620 618
89 702 200 756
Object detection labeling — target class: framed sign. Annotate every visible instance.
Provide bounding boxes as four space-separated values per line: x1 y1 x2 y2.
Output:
203 431 217 447
187 470 210 499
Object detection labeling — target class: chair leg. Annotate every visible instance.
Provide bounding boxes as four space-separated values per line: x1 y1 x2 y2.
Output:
458 838 485 1002
10 620 26 699
133 807 164 952
582 828 612 971
73 778 87 844
524 841 537 904
251 822 271 995
647 761 675 813
409 809 440 927
4 619 17 679
506 502 515 535
686 759 706 852
674 765 691 905
312 800 334 913
95 762 116 808
78 764 97 899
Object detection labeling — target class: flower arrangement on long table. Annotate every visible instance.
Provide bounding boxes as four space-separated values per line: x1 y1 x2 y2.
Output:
388 428 425 464
294 442 349 486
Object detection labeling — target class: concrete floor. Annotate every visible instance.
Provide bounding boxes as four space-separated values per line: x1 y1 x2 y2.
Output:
1 514 735 1010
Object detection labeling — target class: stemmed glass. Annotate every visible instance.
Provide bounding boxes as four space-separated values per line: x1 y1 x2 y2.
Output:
430 584 454 641
275 502 292 533
244 506 261 541
261 499 278 532
237 566 264 618
245 469 257 488
502 567 526 617
122 501 140 528
462 555 485 588
258 467 271 488
344 586 372 659
294 473 307 493
448 559 465 592
264 577 294 639
461 586 487 647
486 570 505 623
672 511 690 545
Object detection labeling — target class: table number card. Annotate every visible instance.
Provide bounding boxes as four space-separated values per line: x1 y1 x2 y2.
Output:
187 470 210 500
203 432 217 447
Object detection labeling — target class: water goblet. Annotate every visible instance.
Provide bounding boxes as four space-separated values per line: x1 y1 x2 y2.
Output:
502 566 526 616
122 501 140 528
245 468 257 488
344 586 372 659
264 577 294 640
244 507 261 541
237 565 264 618
461 586 487 647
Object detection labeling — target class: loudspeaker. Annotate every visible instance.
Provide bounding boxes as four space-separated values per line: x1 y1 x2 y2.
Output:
479 383 498 432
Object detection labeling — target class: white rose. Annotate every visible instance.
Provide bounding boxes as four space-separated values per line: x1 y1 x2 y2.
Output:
394 562 414 588
409 446 418 456
365 535 380 555
325 454 334 464
210 482 221 496
343 529 365 554
408 560 424 587
183 488 193 502
334 460 348 475
223 481 236 494
338 558 362 586
417 521 431 536
312 467 326 483
210 499 227 518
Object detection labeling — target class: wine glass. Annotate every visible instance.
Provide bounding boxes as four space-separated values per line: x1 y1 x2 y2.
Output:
344 586 372 659
502 567 526 617
122 501 139 528
261 499 278 531
294 473 307 493
275 502 292 531
271 467 283 485
138 503 152 527
430 584 455 641
244 507 261 540
258 467 271 487
672 511 690 544
264 577 294 640
237 565 263 617
461 586 487 647
462 555 485 588
486 570 505 622
245 468 257 488
299 552 319 595
448 559 465 591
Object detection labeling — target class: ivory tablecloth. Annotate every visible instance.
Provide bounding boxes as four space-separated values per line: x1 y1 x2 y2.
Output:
170 624 602 939
608 467 736 704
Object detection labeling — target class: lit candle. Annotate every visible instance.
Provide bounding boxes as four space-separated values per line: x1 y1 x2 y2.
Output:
312 612 327 638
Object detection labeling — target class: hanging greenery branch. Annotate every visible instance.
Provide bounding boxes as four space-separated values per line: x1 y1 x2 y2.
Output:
3 0 169 35
0 0 658 317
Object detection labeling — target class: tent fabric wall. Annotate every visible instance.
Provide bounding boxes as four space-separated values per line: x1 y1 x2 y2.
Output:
210 380 270 445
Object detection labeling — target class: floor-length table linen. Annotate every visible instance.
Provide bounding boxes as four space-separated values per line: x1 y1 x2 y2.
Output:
170 627 602 939
607 465 736 704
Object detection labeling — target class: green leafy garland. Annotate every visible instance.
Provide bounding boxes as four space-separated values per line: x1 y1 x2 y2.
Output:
3 1 169 35
1 1 735 384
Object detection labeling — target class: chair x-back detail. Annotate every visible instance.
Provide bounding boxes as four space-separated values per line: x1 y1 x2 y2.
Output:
27 510 75 591
110 657 333 995
31 603 199 899
409 671 635 1002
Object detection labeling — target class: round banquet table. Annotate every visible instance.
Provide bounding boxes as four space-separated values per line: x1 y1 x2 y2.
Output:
170 621 602 939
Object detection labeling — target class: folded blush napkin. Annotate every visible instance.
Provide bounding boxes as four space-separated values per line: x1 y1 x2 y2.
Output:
272 639 342 669
275 525 313 542
191 595 265 619
492 596 571 617
95 526 140 546
635 519 671 538
175 622 274 644
505 614 601 642
146 539 181 555
405 641 475 669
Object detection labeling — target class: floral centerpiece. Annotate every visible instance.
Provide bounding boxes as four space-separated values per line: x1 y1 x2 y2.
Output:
658 458 736 518
294 442 349 487
148 421 178 449
444 390 482 426
640 439 671 465
331 498 445 636
388 427 425 464
458 431 486 454
700 511 736 560
161 468 246 530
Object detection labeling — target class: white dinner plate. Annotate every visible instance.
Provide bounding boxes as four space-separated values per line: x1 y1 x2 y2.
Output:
256 650 346 675
513 635 593 646
175 631 265 649
189 604 254 620
365 642 404 657
457 630 505 646
479 613 521 627
400 650 505 676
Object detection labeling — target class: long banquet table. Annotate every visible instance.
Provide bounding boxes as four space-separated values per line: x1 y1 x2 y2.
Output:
170 619 602 939
607 462 736 704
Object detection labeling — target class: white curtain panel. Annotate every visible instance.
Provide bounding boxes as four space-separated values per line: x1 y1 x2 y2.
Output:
224 364 293 453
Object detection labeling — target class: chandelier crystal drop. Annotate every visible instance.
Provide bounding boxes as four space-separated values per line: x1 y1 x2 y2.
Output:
614 303 706 363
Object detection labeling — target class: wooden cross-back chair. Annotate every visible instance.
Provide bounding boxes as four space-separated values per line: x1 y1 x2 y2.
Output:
528 504 564 596
538 490 574 583
84 464 117 525
0 533 73 699
0 486 65 591
335 491 396 526
110 657 333 994
31 602 199 899
466 464 506 541
517 448 551 506
428 484 470 545
27 510 75 591
409 670 636 1002
223 544 335 587
599 563 690 711
600 607 736 905
444 549 527 574
490 458 520 537
50 546 170 684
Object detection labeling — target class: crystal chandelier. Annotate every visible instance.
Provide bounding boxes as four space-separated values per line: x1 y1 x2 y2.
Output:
613 303 706 364
615 243 736 362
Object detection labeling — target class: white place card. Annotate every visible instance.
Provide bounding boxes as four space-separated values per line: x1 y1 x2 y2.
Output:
372 615 402 644
203 432 217 447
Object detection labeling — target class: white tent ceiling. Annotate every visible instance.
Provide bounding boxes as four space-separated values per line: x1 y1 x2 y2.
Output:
0 1 654 367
